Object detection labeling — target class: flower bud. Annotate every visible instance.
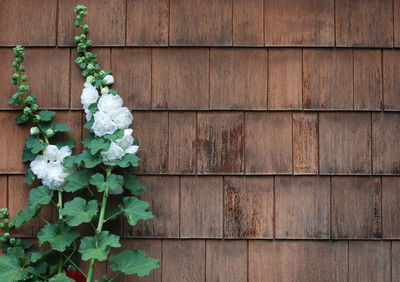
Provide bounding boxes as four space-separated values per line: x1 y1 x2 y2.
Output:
99 70 106 79
45 129 55 137
23 107 31 115
103 74 114 85
25 96 33 104
21 114 30 122
9 238 15 245
0 222 4 228
75 56 84 64
82 24 89 33
30 127 40 135
22 75 28 81
12 74 19 80
33 114 41 123
101 87 110 95
12 62 17 67
87 63 94 70
86 75 96 84
4 233 10 239
86 40 92 47
3 219 8 224
31 104 38 112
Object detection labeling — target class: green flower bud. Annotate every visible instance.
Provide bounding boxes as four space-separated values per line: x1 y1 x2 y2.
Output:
74 35 81 43
21 114 30 122
75 56 84 64
0 214 3 219
30 127 40 135
0 222 4 228
82 69 90 78
4 233 10 239
12 62 17 67
82 24 89 33
45 129 55 137
23 107 31 115
86 75 96 84
33 114 41 123
86 40 92 47
99 70 106 79
80 34 86 41
31 104 38 112
19 66 25 72
101 87 109 95
74 20 80 27
22 75 28 82
25 96 33 104
9 238 16 245
12 74 19 80
3 219 8 224
87 63 94 70
16 57 23 63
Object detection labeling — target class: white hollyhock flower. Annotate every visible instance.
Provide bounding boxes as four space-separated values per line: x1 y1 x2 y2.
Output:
57 146 72 162
115 128 134 149
92 111 118 137
85 108 92 122
103 74 114 85
97 94 122 113
81 82 99 109
125 145 139 155
42 163 74 191
109 107 133 129
100 142 125 166
43 145 59 162
109 175 124 195
30 155 49 179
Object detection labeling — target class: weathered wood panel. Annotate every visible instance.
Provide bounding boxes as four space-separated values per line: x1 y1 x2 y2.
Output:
392 241 400 282
0 177 7 209
382 177 400 238
383 50 400 110
233 0 264 46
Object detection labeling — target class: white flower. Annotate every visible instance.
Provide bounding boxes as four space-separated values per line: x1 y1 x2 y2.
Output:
30 155 49 179
92 111 118 137
43 145 59 162
116 129 134 149
109 107 133 129
100 142 125 166
81 82 99 109
103 75 114 85
109 175 124 195
57 146 72 162
97 94 122 113
125 145 139 155
85 108 92 122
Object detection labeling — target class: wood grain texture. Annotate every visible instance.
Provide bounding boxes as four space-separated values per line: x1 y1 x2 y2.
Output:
372 113 400 174
224 177 273 238
319 113 371 175
0 112 29 173
245 112 292 174
268 49 302 110
152 48 209 110
8 176 42 237
0 0 56 46
332 177 381 239
0 177 7 209
131 112 168 174
395 0 400 47
52 111 83 154
110 239 161 282
0 48 69 109
303 49 353 110
392 241 400 282
233 0 264 46
168 112 196 174
126 0 169 46
169 0 232 46
111 48 151 109
180 177 223 238
383 50 400 110
210 49 268 110
275 176 330 239
349 241 390 282
293 113 318 174
249 241 348 282
197 112 244 174
71 48 111 110
162 240 205 282
206 240 247 282
335 0 393 47
125 177 179 238
354 49 382 110
265 0 334 46
58 0 126 46
382 177 400 238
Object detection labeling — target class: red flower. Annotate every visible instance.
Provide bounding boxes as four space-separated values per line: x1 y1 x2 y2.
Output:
66 270 86 282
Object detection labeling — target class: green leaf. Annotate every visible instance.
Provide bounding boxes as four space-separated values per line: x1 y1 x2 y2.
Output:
0 247 29 281
84 118 94 130
82 133 111 155
64 150 102 168
90 173 119 192
22 147 36 162
123 174 146 196
12 207 37 228
121 197 153 226
24 168 36 185
60 197 98 226
25 135 46 154
49 273 75 282
88 102 98 112
28 185 54 210
15 115 26 124
56 137 75 149
30 249 54 263
115 153 140 168
38 110 56 121
54 123 72 133
103 129 124 141
64 169 91 192
79 231 121 261
38 221 80 252
109 249 159 277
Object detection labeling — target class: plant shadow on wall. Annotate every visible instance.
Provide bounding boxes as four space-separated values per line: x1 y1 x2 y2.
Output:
0 5 159 282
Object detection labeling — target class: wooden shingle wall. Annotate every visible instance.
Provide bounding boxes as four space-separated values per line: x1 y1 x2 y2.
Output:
1 0 400 280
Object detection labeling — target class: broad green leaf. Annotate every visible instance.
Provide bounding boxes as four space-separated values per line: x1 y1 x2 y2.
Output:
63 150 102 168
38 110 56 121
64 169 91 192
30 249 54 263
88 102 98 112
54 123 72 133
90 173 119 192
25 135 46 154
15 115 26 124
12 207 37 228
0 247 29 281
60 197 98 226
115 153 140 168
103 129 124 141
38 121 54 132
24 168 36 185
123 174 145 196
121 197 153 226
22 147 36 162
109 249 159 277
84 118 94 130
79 231 121 261
38 221 80 252
28 185 54 210
56 137 75 149
49 273 75 282
82 133 111 155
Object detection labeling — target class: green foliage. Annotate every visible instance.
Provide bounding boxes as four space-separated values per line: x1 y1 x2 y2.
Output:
64 169 91 192
60 197 98 226
23 168 36 185
79 231 120 261
123 174 146 196
63 150 102 168
0 247 30 281
115 153 140 168
38 110 55 121
56 137 75 149
49 273 75 281
82 133 111 154
89 173 119 192
109 249 159 277
38 221 80 252
121 197 153 226
25 135 46 154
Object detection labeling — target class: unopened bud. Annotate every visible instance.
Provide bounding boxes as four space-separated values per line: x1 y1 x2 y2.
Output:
45 129 55 137
101 87 109 95
30 127 40 135
33 114 41 123
86 75 96 84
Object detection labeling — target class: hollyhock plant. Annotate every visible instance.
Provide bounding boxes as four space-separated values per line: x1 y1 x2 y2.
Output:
0 5 158 282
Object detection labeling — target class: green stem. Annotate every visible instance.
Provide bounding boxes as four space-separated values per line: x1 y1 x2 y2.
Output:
58 257 62 273
58 191 63 220
108 272 121 282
